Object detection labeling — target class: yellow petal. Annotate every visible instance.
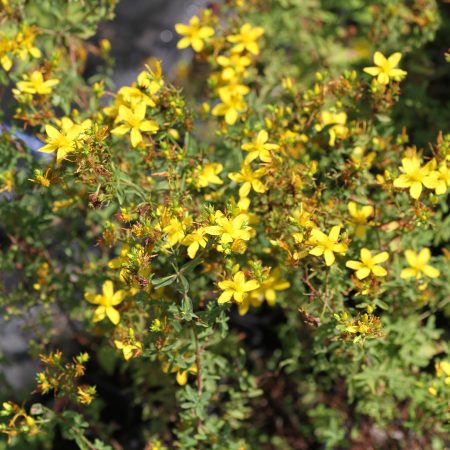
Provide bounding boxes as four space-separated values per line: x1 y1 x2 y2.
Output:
239 182 251 198
102 280 114 299
93 306 106 322
409 182 422 199
130 128 142 147
45 125 61 139
346 260 363 270
328 226 341 242
418 248 431 265
111 290 126 306
404 250 418 267
217 290 233 304
393 174 412 188
400 267 417 279
356 267 370 279
176 370 188 385
324 250 335 266
372 265 387 277
106 307 120 325
243 280 260 292
377 72 389 85
111 124 130 136
360 248 372 263
175 23 189 34
177 37 191 49
225 108 238 125
187 241 199 259
191 38 204 53
257 130 268 144
372 251 389 264
373 51 387 67
422 265 439 278
387 52 402 67
363 67 381 76
309 246 324 256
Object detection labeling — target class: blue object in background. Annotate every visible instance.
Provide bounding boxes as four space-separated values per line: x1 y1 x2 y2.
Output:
1 123 49 158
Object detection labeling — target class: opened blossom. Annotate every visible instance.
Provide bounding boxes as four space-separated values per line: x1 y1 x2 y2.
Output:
363 51 407 85
347 202 374 238
195 163 223 188
228 164 267 197
39 117 91 161
309 226 348 266
217 53 251 80
212 84 249 125
241 130 279 163
16 70 59 95
227 23 264 55
316 111 348 146
85 280 126 325
432 162 450 195
346 248 389 280
182 228 208 259
393 155 438 199
114 329 142 361
205 212 253 244
400 248 440 280
218 271 260 304
111 104 158 148
175 16 214 52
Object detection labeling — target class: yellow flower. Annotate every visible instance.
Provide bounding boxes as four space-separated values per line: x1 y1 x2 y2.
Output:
175 16 214 52
111 104 158 148
346 248 389 279
85 280 126 325
205 212 252 244
290 204 315 229
316 111 348 146
162 362 197 386
436 361 450 385
238 268 290 315
137 63 164 95
163 217 188 246
108 245 132 282
0 36 14 71
393 156 438 199
1 53 12 71
227 23 264 55
39 117 90 161
182 228 208 259
428 385 438 396
77 386 96 405
16 71 59 95
228 164 266 197
117 86 156 108
351 146 376 169
195 162 223 188
241 130 279 163
114 329 142 361
433 162 450 195
347 201 373 238
309 226 348 266
14 26 42 60
218 271 260 304
0 170 14 193
217 52 251 80
363 51 407 85
212 84 249 125
400 248 440 280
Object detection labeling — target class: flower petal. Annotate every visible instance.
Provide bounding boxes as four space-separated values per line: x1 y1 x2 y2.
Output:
106 306 120 325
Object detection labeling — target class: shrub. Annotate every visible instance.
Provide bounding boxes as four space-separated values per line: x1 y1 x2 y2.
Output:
0 0 449 449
